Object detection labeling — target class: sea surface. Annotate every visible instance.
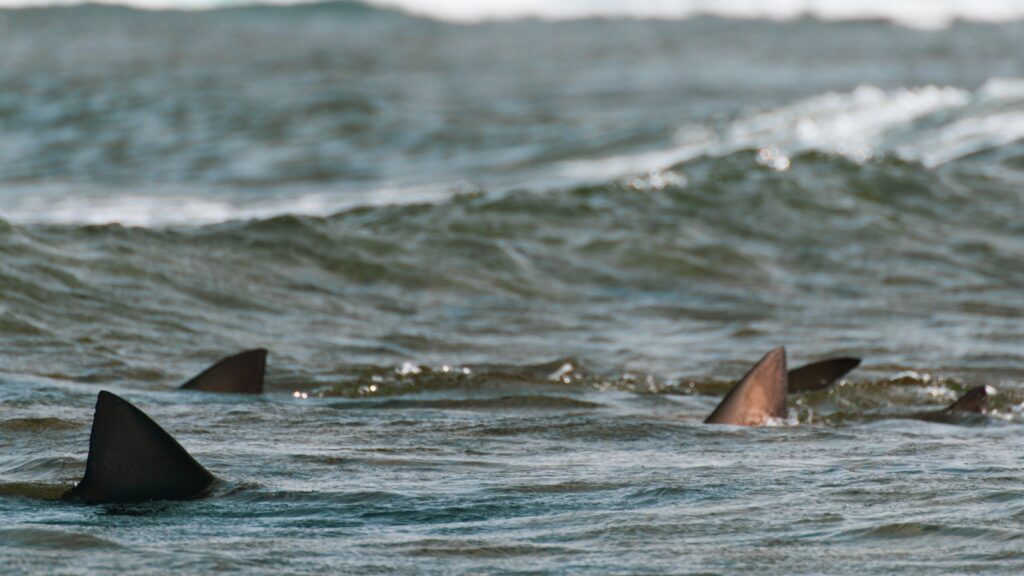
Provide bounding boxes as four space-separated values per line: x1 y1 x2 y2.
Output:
2 2 1024 573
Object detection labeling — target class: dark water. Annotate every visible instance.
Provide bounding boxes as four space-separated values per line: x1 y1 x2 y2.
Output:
2 3 1024 573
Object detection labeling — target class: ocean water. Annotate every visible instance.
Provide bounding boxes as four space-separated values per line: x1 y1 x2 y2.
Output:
2 2 1024 573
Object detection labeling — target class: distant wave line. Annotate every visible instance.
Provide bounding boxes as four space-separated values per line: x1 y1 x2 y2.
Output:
4 0 1024 30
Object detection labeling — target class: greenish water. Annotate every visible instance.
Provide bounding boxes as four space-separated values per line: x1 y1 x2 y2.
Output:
2 3 1024 574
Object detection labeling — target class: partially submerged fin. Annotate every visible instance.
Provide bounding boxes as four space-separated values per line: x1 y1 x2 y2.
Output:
945 385 991 414
705 347 788 426
63 391 215 504
179 349 266 394
787 357 861 393
914 385 992 423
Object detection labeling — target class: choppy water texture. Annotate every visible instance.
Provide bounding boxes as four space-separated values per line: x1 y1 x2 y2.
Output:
2 3 1024 574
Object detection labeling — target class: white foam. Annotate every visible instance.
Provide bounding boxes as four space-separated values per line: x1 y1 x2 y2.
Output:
716 84 971 163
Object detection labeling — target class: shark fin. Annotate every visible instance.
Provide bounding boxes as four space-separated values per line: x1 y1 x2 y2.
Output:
179 349 266 394
946 385 991 414
787 357 861 393
63 391 215 504
705 347 788 426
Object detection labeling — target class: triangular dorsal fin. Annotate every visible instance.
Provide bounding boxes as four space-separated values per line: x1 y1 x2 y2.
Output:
946 385 991 414
179 349 266 394
705 347 788 426
787 357 861 393
63 391 215 504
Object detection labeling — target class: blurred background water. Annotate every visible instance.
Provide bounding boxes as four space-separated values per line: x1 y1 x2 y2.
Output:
2 1 1024 573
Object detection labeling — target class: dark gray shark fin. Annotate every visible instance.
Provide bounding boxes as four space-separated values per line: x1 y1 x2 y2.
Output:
63 391 215 504
705 347 788 426
179 349 267 394
946 385 991 414
787 357 861 393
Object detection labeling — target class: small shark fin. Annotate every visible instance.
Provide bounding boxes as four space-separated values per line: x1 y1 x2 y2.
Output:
946 385 991 414
705 347 788 426
787 357 861 393
179 349 266 394
63 391 215 504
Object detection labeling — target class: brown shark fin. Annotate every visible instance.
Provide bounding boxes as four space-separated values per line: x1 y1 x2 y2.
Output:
946 385 991 414
705 347 788 426
179 349 266 394
63 391 216 504
787 357 861 393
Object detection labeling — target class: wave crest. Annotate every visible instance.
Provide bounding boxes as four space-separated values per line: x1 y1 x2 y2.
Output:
5 0 1024 30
